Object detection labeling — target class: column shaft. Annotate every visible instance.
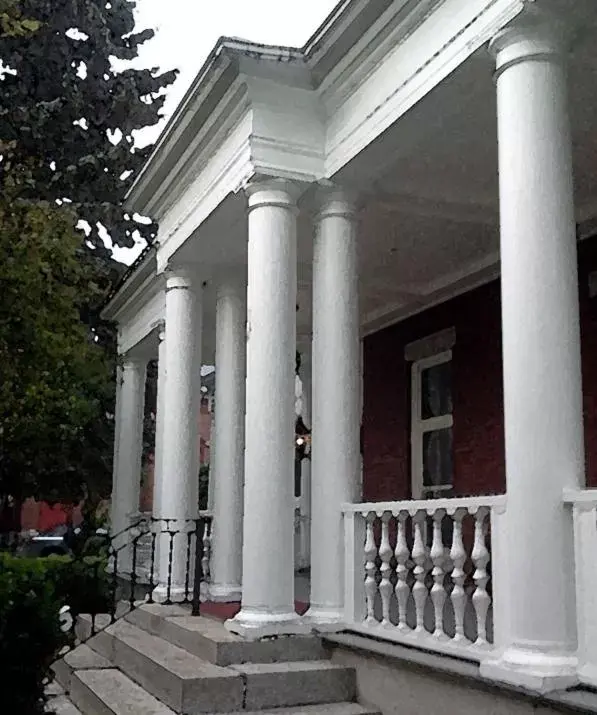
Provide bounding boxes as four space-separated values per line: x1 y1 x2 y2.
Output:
307 189 360 625
227 179 306 638
154 269 202 602
111 357 146 571
481 9 582 691
210 281 246 602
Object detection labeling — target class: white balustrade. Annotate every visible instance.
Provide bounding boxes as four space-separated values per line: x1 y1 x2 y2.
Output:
564 489 597 688
199 511 213 595
343 496 506 661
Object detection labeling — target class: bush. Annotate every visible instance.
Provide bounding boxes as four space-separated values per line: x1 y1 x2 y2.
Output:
0 554 65 714
0 552 111 714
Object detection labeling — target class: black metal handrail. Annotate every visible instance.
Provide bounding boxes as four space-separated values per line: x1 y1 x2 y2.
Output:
59 514 212 650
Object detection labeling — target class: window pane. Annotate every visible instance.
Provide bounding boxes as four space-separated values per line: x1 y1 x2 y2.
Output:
423 427 453 487
421 361 452 419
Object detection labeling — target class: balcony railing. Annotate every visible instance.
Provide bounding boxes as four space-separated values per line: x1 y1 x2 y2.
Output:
342 495 506 661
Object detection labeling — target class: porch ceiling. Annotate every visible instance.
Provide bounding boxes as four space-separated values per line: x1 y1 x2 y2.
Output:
174 9 597 350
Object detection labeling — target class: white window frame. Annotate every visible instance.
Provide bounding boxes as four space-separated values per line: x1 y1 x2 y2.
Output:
411 349 453 500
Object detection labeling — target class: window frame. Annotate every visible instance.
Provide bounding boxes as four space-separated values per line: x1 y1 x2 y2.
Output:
410 349 454 500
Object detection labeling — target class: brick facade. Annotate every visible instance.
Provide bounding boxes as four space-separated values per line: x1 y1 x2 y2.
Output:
362 238 597 501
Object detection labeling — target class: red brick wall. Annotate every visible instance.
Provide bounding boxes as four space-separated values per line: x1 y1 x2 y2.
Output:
363 282 505 501
362 238 597 500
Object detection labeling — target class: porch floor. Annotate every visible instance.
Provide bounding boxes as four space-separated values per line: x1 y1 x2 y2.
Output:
201 572 311 621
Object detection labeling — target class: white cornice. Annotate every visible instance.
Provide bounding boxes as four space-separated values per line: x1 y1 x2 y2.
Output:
324 0 524 176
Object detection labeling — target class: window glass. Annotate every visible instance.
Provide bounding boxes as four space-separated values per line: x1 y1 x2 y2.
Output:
421 361 452 419
422 427 453 488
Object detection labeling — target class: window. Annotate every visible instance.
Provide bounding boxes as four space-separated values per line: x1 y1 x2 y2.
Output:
411 350 454 499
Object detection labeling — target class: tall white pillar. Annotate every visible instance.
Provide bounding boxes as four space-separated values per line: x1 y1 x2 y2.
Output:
306 188 360 626
150 320 167 580
481 8 583 691
152 320 167 521
154 268 202 602
209 281 246 602
227 179 307 638
111 356 146 571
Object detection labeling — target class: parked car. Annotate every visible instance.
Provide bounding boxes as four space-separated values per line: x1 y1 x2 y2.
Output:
17 523 108 558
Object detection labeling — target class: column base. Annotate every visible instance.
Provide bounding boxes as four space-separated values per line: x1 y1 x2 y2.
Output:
302 606 346 633
226 608 310 641
151 585 188 605
208 582 242 603
480 647 578 693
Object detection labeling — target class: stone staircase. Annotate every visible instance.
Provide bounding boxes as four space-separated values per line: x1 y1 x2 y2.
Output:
49 605 379 715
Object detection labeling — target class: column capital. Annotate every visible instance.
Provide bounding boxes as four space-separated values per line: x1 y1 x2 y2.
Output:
489 6 571 78
121 354 147 372
245 178 302 214
151 319 166 342
315 182 359 222
165 266 196 291
216 279 247 302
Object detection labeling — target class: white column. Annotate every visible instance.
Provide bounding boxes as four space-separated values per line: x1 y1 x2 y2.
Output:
306 188 360 627
227 179 307 638
481 8 582 691
150 320 167 580
209 281 246 602
152 320 167 521
154 268 202 603
110 356 146 571
298 346 312 570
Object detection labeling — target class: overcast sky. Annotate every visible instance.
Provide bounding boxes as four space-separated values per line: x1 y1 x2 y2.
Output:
112 0 337 263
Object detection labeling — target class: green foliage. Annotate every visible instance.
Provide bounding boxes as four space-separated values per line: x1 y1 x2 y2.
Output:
0 0 40 37
0 196 114 505
0 0 177 251
0 552 109 714
0 554 63 713
0 0 177 510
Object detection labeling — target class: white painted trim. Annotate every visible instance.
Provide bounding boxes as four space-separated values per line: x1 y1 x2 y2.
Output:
404 328 456 362
149 80 249 220
341 494 507 514
410 349 453 500
323 0 524 176
156 112 254 271
117 287 166 356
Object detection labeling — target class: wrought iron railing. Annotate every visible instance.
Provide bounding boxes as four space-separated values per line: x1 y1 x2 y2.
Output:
59 513 213 646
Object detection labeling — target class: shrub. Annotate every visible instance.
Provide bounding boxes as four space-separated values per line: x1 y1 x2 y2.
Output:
0 554 65 714
0 552 111 714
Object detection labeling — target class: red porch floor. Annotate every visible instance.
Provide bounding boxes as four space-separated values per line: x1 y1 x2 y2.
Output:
200 600 310 621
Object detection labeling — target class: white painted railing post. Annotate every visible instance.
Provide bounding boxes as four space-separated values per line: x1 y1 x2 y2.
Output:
486 498 509 652
343 509 366 626
567 494 597 687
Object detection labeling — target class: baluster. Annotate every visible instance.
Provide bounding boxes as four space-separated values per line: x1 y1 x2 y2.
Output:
378 512 393 626
364 512 378 624
202 520 212 584
471 507 491 645
430 509 447 639
394 511 409 630
412 510 428 633
450 508 467 642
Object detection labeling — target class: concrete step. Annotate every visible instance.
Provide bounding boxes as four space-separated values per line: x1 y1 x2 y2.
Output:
52 643 112 692
76 602 132 641
46 694 84 715
69 668 176 715
223 706 379 715
87 619 244 713
126 604 328 666
229 661 356 711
